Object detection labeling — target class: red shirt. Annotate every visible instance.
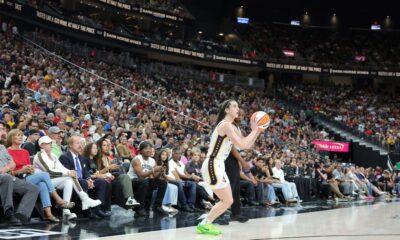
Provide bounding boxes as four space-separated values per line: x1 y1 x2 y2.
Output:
7 148 31 171
365 129 373 135
128 146 138 157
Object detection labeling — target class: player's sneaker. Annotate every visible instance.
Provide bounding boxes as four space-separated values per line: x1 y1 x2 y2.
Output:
196 223 222 235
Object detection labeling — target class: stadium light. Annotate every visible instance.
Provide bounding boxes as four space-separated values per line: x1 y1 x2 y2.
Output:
219 33 224 36
198 31 203 34
302 12 311 25
384 16 392 29
331 13 338 26
237 5 245 17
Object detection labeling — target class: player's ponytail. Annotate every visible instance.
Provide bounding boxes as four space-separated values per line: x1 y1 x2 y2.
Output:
216 99 235 126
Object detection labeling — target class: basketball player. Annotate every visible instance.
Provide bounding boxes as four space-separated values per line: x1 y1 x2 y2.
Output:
197 100 262 235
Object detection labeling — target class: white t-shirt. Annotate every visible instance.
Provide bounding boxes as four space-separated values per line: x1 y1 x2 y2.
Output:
272 167 285 183
12 26 18 34
168 159 186 180
128 154 156 179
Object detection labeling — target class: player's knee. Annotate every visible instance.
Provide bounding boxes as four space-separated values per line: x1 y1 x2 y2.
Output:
225 196 234 206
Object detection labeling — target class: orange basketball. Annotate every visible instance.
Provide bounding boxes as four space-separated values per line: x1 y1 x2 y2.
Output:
251 111 270 129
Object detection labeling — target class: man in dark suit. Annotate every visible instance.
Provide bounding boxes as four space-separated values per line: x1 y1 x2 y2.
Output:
59 135 110 218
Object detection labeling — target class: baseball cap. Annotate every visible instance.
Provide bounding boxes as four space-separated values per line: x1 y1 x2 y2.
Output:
38 136 52 145
48 126 63 134
84 114 91 121
2 104 10 110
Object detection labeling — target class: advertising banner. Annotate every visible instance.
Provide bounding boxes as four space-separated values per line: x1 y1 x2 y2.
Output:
311 140 350 152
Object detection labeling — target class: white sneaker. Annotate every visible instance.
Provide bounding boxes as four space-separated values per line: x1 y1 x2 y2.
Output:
168 206 179 213
79 191 102 210
63 209 77 221
126 196 140 206
162 205 173 213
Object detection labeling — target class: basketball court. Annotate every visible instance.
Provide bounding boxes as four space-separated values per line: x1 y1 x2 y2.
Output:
3 199 399 240
100 200 400 240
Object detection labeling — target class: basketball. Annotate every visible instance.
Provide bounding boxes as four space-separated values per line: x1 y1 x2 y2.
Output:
251 111 270 129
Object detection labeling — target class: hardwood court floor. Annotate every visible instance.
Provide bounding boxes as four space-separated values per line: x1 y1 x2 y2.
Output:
99 201 400 240
2 198 399 240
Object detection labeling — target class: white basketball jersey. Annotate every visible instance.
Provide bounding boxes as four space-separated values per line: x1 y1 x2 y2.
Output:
205 120 233 163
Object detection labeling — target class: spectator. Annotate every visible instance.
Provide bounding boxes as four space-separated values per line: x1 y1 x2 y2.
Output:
127 141 168 216
34 87 44 103
22 129 40 159
332 164 355 196
3 112 15 129
167 147 198 212
91 139 139 208
33 136 101 221
185 149 215 209
116 134 132 161
393 172 400 196
7 129 73 223
48 126 64 158
355 167 385 197
378 170 394 194
251 158 277 206
59 135 108 218
319 165 350 202
239 161 260 206
127 137 138 157
154 148 179 213
272 159 301 203
0 121 39 225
